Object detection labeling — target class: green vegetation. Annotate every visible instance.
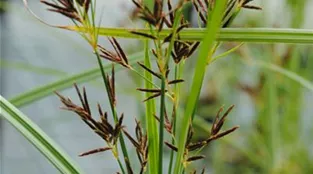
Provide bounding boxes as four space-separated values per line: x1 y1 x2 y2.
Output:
1 0 312 173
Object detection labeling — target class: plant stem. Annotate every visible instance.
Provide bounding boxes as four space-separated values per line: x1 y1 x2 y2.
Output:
117 158 126 174
149 22 166 174
158 75 166 174
173 0 228 173
168 62 183 174
143 38 159 174
94 51 130 173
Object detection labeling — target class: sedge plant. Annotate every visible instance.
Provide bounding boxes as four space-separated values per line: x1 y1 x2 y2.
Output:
1 0 311 173
23 0 261 173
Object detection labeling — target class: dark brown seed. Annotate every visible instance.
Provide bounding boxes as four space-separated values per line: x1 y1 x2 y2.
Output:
137 88 163 93
97 103 103 117
111 38 128 65
137 62 162 79
167 0 174 22
123 129 140 149
164 141 178 151
163 33 173 43
79 147 112 157
82 87 91 115
186 155 205 162
186 42 200 58
153 0 162 22
131 0 142 8
212 106 224 135
208 126 239 142
168 79 184 85
74 84 85 109
158 17 165 32
143 92 161 102
84 0 91 13
187 141 206 151
214 105 235 134
242 5 262 10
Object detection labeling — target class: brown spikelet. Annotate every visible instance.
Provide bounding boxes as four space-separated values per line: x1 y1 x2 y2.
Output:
55 84 127 157
123 119 148 173
212 105 235 135
207 126 239 143
123 129 140 149
143 92 162 102
165 141 178 151
98 38 130 68
137 88 164 93
79 147 112 157
131 0 163 26
137 62 162 79
186 155 205 162
242 5 262 10
40 0 82 22
181 104 239 165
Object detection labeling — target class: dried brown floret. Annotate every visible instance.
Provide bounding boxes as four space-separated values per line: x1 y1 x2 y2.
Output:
131 0 164 27
55 84 125 157
137 62 162 79
40 0 84 22
164 105 239 166
123 120 148 174
99 38 131 69
186 155 205 162
79 147 112 157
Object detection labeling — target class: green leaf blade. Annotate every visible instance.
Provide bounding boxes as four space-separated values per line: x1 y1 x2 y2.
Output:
0 95 83 174
10 52 144 107
143 39 159 174
173 0 228 173
70 27 313 44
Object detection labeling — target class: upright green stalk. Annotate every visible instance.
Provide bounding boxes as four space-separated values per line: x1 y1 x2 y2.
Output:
163 5 184 174
158 75 166 174
168 61 184 174
173 0 228 173
143 39 159 174
155 29 165 174
94 51 130 173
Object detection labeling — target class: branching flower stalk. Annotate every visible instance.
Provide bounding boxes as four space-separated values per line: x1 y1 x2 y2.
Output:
38 0 133 173
55 83 127 173
30 0 262 173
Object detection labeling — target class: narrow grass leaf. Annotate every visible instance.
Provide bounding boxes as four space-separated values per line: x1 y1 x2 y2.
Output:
0 95 83 174
143 39 159 174
68 27 313 44
9 52 144 107
173 0 228 173
0 60 65 77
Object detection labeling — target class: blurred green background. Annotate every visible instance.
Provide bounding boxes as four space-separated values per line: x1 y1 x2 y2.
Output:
1 0 312 173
